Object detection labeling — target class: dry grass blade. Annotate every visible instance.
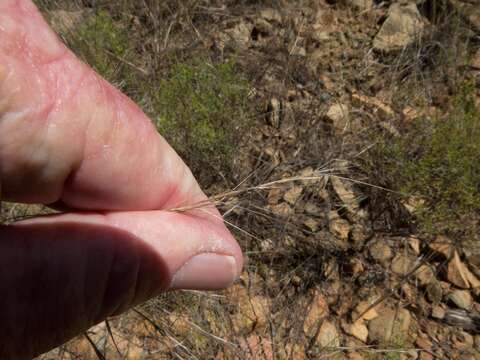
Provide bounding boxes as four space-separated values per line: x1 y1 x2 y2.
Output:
84 332 106 360
105 319 122 357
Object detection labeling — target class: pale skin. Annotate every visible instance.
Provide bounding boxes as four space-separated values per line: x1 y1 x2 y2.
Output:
0 0 243 358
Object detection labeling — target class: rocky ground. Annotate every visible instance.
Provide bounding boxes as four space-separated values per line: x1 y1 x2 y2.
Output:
4 0 480 359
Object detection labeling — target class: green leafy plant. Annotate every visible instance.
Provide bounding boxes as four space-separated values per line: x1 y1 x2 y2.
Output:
152 57 252 180
366 84 480 242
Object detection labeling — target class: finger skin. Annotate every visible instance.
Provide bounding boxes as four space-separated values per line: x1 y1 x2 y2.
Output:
0 1 243 358
0 211 241 359
0 0 202 210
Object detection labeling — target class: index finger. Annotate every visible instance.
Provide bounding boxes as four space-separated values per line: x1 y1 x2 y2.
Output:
0 0 203 210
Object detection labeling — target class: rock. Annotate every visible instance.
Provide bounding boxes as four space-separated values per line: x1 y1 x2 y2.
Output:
415 337 432 355
431 305 445 319
304 203 323 217
269 202 295 217
471 50 480 70
304 218 320 232
408 236 421 255
318 321 340 348
373 3 425 52
346 258 365 276
311 30 331 42
452 330 474 350
348 352 365 360
329 211 350 240
414 264 435 286
350 225 369 247
343 320 369 343
467 254 480 278
401 196 426 214
448 251 476 289
368 308 411 344
260 8 282 23
223 21 252 47
426 281 443 304
353 301 380 321
267 187 283 205
419 352 433 360
240 335 274 360
391 254 414 276
428 235 454 258
448 290 473 310
325 103 350 133
230 285 270 333
304 290 329 335
369 240 393 264
351 91 395 120
283 185 303 205
347 0 373 10
330 176 364 217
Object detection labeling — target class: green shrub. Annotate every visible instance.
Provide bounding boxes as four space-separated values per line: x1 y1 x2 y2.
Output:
62 10 136 89
152 57 252 180
46 8 252 183
365 84 480 241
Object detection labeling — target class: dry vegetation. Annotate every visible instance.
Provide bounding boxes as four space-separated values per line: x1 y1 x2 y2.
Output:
2 0 480 359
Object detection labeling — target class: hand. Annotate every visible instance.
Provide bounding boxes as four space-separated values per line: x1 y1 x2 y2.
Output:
0 1 242 358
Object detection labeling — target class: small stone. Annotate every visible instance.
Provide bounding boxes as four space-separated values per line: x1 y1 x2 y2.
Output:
311 30 331 42
373 3 425 52
348 352 365 360
223 21 252 47
351 91 395 120
329 211 350 240
431 305 445 319
368 308 411 344
284 185 303 205
419 352 433 360
304 290 329 335
346 258 365 276
402 106 422 122
402 196 426 214
369 240 393 264
428 236 454 258
353 301 380 321
330 176 361 215
347 0 373 10
391 254 414 276
452 330 474 350
259 8 282 23
350 225 368 246
408 236 421 255
426 281 443 304
304 218 320 232
416 337 432 351
448 251 474 289
304 203 323 217
317 321 340 348
414 265 435 286
472 50 480 70
325 103 350 134
448 290 473 310
343 320 369 343
269 202 294 217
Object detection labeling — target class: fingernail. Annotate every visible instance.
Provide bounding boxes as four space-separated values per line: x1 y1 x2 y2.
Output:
170 253 237 290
